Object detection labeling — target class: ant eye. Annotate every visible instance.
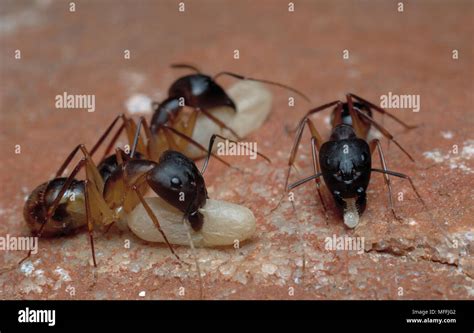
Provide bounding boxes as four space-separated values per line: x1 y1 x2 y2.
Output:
361 153 367 161
170 177 182 188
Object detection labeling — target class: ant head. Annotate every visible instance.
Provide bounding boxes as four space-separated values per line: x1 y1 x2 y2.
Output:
168 74 236 111
24 178 86 237
147 150 208 227
319 138 371 197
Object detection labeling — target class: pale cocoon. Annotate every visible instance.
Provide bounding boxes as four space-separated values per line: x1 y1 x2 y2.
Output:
183 80 272 158
127 196 256 247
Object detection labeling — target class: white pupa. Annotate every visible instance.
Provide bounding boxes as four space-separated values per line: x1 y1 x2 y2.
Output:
343 198 360 229
127 196 256 247
183 80 272 158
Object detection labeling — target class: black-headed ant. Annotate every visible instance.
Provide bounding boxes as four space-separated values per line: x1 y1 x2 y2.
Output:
283 93 425 227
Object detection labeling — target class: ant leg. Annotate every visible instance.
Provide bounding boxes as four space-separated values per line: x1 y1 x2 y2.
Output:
162 128 182 151
212 71 311 102
371 168 426 209
269 101 342 213
76 144 118 266
79 145 118 266
171 110 199 151
79 145 106 192
140 116 168 160
131 181 181 262
129 117 148 159
369 139 401 221
124 117 148 158
330 102 344 127
182 207 204 300
56 115 126 177
196 107 242 140
288 172 325 191
310 137 329 222
348 93 418 130
101 121 126 161
162 126 239 170
346 94 369 139
350 105 415 162
284 101 342 191
200 133 270 175
83 180 97 267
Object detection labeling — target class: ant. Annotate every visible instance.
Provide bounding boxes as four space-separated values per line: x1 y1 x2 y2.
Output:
17 115 267 301
283 93 425 228
145 63 310 159
21 114 268 269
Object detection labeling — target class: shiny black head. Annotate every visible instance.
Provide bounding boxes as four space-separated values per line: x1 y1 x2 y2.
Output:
319 126 371 214
168 74 236 111
147 150 208 230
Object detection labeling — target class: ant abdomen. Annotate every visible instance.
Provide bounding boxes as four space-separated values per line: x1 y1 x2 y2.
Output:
23 178 86 237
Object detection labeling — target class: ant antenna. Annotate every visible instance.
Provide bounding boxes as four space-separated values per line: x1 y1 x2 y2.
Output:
213 71 311 103
288 172 324 191
171 63 201 73
130 118 143 159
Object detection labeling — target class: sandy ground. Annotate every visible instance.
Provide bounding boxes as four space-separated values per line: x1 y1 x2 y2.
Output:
0 0 473 299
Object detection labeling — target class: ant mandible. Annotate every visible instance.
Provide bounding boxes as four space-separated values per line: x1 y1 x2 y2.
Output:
284 93 425 228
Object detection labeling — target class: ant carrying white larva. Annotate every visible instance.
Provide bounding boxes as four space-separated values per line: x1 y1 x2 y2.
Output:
19 114 269 299
282 93 426 228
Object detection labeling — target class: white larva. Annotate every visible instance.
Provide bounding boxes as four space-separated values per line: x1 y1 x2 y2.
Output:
127 196 256 247
343 198 360 229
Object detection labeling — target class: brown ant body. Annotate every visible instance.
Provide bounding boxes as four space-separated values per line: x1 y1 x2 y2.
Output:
284 93 425 227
